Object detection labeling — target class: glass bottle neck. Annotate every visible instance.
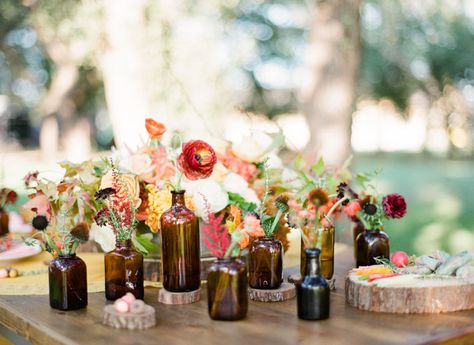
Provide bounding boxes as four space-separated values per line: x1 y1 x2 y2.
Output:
59 253 76 259
305 254 321 277
171 191 186 206
116 239 132 249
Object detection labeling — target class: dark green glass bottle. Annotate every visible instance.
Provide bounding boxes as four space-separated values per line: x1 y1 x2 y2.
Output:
296 248 330 320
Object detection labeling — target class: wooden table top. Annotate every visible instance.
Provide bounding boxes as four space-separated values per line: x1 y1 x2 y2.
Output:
1 248 473 345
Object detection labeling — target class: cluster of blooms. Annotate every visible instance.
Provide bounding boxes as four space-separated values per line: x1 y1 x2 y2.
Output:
22 162 99 256
94 163 140 241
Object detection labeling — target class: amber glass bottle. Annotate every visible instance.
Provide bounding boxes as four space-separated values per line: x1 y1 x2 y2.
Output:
160 190 200 292
207 257 248 321
49 254 88 310
352 217 365 261
355 229 390 267
0 208 9 237
296 248 330 320
301 226 335 280
248 236 282 289
104 239 144 300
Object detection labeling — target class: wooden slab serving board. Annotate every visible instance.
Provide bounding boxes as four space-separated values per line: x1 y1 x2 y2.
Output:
345 271 474 314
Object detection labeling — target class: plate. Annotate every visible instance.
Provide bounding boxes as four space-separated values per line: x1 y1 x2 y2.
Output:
0 241 42 262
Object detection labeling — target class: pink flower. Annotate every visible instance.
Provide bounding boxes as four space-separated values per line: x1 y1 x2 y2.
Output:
243 215 264 238
344 201 361 217
382 194 407 219
23 193 52 221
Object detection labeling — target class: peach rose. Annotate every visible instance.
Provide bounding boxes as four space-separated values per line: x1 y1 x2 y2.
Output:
100 170 141 208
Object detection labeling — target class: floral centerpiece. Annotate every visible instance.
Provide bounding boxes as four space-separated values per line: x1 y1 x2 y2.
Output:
336 172 408 266
94 161 145 300
202 201 264 320
22 165 100 310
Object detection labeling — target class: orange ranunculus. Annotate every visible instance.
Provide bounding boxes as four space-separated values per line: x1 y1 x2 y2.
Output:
239 231 250 249
145 118 166 139
229 205 242 228
177 140 217 180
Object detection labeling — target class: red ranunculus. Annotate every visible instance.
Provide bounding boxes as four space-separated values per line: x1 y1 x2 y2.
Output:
178 140 217 180
382 193 407 219
145 118 166 138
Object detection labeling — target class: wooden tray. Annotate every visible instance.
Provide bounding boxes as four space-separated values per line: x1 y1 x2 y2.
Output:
345 271 474 314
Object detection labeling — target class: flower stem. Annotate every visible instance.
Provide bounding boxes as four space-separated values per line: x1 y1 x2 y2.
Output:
268 209 283 236
324 196 349 225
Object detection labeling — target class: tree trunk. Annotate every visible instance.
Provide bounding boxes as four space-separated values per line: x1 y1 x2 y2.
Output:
101 0 149 151
300 0 361 167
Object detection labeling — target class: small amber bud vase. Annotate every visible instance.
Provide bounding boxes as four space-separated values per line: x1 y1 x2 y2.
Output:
296 248 330 320
352 217 365 262
49 253 88 310
355 229 390 267
104 239 144 300
207 257 248 321
160 190 200 292
248 236 283 289
0 208 9 237
301 226 335 280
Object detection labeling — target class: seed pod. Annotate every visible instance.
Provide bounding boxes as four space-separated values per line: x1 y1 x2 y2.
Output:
8 268 18 278
32 215 48 230
130 300 145 314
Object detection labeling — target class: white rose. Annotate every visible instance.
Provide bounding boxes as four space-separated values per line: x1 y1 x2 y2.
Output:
223 173 260 205
90 223 115 253
183 179 229 219
231 133 272 162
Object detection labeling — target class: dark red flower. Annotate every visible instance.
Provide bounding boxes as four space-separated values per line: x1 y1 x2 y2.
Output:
382 194 407 219
145 118 166 139
178 140 217 180
6 190 17 204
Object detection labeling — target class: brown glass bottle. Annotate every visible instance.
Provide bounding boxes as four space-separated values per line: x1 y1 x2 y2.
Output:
352 217 365 262
49 254 88 310
296 248 330 320
355 229 390 267
104 239 144 300
207 257 248 321
160 190 200 292
300 226 335 280
248 236 282 289
0 208 9 237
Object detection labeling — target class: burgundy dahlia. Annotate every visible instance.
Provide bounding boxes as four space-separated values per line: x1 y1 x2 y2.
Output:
382 194 407 219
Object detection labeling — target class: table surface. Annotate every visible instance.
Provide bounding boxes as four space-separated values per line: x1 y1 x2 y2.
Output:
1 248 474 345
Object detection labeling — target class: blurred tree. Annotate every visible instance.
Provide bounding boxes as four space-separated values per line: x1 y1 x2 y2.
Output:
300 0 361 166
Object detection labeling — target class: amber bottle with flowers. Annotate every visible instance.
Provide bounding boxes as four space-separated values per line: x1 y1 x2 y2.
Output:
94 162 144 300
0 188 17 251
338 180 408 266
23 167 98 310
247 162 288 290
202 203 263 320
158 125 217 292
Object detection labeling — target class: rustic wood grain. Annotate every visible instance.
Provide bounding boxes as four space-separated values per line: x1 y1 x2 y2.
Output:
158 288 201 305
345 272 474 314
248 283 295 302
0 249 473 345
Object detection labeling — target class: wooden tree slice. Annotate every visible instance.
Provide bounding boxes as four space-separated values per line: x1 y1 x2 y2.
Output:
345 271 474 314
248 283 296 302
287 274 336 290
158 288 201 305
103 304 156 330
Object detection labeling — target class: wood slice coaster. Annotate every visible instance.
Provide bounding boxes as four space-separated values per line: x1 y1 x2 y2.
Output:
158 288 201 305
103 304 156 330
287 274 336 290
345 271 474 314
248 283 296 302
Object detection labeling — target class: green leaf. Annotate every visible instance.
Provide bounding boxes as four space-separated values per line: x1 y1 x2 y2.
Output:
311 157 325 176
292 154 306 171
262 130 284 156
132 233 159 256
228 192 257 212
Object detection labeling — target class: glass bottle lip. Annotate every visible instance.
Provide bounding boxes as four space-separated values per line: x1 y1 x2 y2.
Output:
171 190 185 195
116 239 132 247
304 247 321 257
215 256 237 263
260 235 276 241
58 253 77 258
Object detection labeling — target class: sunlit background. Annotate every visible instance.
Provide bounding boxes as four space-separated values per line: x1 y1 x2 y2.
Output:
1 0 473 254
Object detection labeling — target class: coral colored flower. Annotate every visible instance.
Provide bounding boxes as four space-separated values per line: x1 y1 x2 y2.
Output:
145 118 166 139
100 170 141 208
178 140 217 180
218 150 258 182
243 215 264 238
382 194 407 219
344 201 361 217
239 231 250 249
23 193 52 220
